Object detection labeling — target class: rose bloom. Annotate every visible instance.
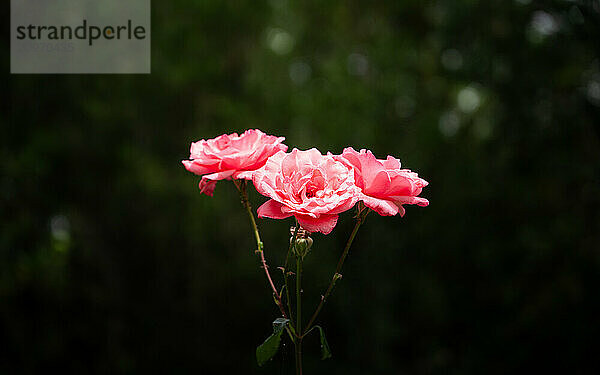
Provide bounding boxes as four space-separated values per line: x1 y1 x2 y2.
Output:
253 148 361 234
182 129 287 196
336 147 429 216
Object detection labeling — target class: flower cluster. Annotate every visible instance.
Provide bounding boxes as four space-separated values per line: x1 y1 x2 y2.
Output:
183 129 428 234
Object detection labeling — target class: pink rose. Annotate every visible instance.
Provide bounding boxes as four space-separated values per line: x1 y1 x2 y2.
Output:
336 147 429 216
182 129 288 196
253 148 361 234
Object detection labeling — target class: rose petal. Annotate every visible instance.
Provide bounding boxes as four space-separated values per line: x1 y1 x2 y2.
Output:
196 170 236 196
181 160 214 176
202 170 236 181
361 195 399 216
233 170 254 180
295 214 339 235
199 179 217 196
257 199 293 219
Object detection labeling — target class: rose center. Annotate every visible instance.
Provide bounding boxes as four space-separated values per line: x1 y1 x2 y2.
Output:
305 169 326 198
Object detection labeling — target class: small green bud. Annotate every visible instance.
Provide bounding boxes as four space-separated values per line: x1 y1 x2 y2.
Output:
290 226 313 259
293 237 313 258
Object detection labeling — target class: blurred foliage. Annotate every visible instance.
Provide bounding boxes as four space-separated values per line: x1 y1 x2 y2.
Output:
2 0 600 374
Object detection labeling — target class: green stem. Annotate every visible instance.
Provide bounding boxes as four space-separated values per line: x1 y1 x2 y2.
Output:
285 223 300 330
295 254 303 375
303 208 369 334
295 338 303 375
296 256 302 334
234 180 288 319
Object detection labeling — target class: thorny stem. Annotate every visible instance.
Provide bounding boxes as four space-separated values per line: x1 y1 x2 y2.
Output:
303 205 370 335
234 180 288 319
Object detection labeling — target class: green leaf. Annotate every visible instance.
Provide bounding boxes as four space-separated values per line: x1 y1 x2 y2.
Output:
256 318 289 366
314 325 332 360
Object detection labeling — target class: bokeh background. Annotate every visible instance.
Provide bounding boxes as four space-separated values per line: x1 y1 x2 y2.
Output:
3 0 600 374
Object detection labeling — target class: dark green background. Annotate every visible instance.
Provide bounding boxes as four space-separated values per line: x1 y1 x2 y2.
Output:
3 0 600 374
